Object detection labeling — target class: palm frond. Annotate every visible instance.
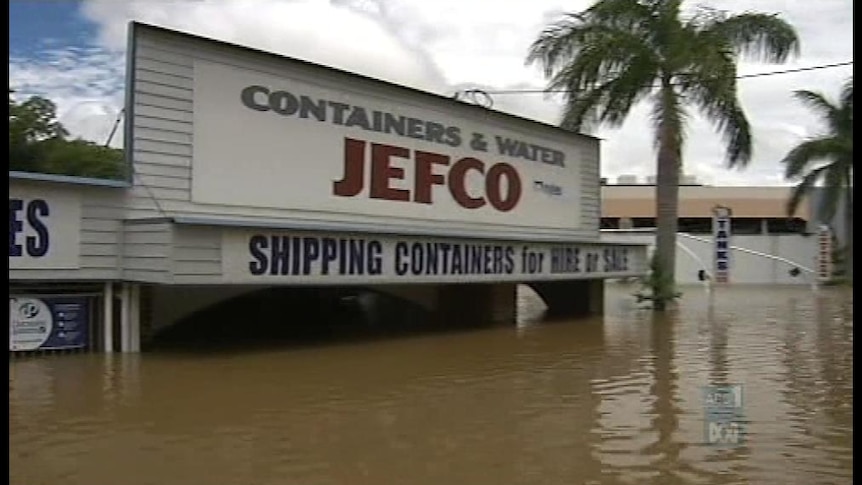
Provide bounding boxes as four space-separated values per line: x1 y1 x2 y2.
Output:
842 78 853 112
559 86 608 132
704 12 800 63
526 1 662 132
526 0 657 78
557 60 657 132
581 0 655 27
676 35 753 167
546 31 658 93
793 90 839 125
817 164 846 221
786 164 829 217
780 137 849 179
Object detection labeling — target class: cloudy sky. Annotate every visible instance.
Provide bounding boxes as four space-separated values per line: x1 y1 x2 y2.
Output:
9 0 853 186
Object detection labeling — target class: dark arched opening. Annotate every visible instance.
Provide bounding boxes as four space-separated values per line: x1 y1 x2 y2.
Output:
526 280 604 320
148 286 433 351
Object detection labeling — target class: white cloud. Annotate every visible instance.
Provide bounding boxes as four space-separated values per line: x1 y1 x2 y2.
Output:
9 46 126 147
9 0 854 186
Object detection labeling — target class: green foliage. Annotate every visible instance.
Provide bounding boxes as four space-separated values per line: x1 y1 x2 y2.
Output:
634 253 682 310
9 91 125 180
780 78 853 283
526 0 800 310
824 235 851 285
526 1 799 168
782 79 853 221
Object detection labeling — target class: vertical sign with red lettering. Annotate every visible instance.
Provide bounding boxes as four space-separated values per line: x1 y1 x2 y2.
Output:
817 225 833 282
712 206 732 284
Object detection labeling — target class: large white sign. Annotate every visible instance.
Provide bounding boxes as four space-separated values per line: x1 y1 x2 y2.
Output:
192 60 584 231
9 185 81 270
222 230 647 285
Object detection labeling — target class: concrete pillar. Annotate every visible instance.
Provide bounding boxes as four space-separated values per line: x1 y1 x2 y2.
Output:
434 283 517 327
530 279 605 319
130 284 141 352
119 283 142 353
102 282 114 353
120 283 131 352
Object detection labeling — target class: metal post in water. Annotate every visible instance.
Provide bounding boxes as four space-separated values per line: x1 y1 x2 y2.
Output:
103 282 114 353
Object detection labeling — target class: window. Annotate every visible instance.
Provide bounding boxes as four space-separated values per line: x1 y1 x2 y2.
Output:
678 217 712 234
731 218 763 235
632 217 656 228
766 218 808 234
619 217 633 229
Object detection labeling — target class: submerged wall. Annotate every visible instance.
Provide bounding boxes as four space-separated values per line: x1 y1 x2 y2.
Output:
600 232 819 285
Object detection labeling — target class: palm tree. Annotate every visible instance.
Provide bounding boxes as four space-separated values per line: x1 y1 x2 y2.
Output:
782 78 853 283
526 0 799 309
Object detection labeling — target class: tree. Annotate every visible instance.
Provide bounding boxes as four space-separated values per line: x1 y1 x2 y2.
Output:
10 92 68 171
781 78 853 283
9 91 124 180
526 0 799 309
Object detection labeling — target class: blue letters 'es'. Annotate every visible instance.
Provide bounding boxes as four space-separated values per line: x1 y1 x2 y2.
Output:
9 199 50 258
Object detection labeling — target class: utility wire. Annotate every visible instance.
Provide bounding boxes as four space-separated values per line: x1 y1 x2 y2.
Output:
462 61 853 96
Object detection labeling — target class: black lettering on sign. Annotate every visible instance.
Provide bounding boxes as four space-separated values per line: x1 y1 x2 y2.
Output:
603 247 629 272
585 251 600 273
394 242 516 276
550 247 580 274
9 198 50 258
247 235 383 276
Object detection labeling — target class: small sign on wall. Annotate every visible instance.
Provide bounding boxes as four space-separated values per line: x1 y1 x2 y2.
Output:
9 296 91 351
712 205 732 284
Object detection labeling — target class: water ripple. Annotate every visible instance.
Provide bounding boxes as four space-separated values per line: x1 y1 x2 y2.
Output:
10 285 853 485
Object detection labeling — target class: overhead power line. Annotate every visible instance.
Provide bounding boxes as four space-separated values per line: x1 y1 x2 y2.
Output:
463 61 853 97
734 61 853 80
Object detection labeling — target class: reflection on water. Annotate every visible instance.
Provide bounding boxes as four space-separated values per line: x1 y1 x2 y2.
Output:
10 285 853 485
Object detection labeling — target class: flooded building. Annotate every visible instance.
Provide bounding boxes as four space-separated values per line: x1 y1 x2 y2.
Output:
9 22 647 356
599 175 833 285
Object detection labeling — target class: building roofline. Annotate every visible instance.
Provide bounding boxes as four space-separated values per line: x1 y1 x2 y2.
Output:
130 21 599 144
9 171 130 188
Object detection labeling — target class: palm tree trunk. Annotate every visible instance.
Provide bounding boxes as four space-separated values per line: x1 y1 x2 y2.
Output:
844 182 852 283
654 85 682 310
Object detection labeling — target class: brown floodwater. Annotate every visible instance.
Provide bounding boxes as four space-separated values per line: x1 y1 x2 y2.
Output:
9 284 853 485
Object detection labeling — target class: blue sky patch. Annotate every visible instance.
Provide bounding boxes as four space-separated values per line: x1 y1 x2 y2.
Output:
10 1 97 58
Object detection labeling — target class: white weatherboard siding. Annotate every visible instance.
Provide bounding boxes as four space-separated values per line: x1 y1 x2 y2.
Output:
125 23 600 245
120 222 247 285
9 180 125 281
171 225 223 284
122 220 173 284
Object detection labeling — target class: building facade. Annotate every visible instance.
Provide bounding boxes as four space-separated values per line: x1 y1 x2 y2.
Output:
599 175 828 285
